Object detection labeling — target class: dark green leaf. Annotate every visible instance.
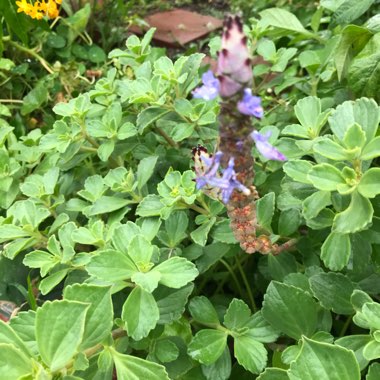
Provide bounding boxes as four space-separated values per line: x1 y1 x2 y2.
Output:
88 45 106 63
224 299 251 331
289 337 360 380
309 273 355 314
188 296 220 325
332 0 375 26
257 192 275 230
21 85 48 115
334 25 373 81
262 282 318 340
348 33 380 99
137 107 170 133
137 156 158 190
367 363 380 380
155 284 194 324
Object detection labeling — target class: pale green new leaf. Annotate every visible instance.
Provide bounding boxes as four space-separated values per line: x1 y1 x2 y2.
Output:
63 284 113 350
321 232 351 271
121 287 159 340
308 164 346 191
0 343 32 380
151 256 198 288
357 168 380 198
36 300 89 372
0 320 31 357
111 349 170 380
86 249 137 281
333 191 373 233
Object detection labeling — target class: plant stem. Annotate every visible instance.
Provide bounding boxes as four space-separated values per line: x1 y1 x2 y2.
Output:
4 40 54 74
0 99 23 104
236 256 257 312
155 127 179 149
188 203 209 215
220 259 245 300
65 328 126 372
339 315 353 337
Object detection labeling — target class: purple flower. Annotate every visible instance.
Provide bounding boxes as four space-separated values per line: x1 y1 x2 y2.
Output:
251 131 286 161
196 152 250 203
237 89 264 118
192 70 220 100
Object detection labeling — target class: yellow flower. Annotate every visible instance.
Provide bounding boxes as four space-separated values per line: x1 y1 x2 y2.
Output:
35 0 47 12
15 0 33 15
29 7 44 19
46 0 59 18
14 0 60 19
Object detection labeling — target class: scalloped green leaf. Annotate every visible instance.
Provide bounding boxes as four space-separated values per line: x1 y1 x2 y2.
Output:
321 232 351 271
121 287 159 340
357 168 380 198
288 337 360 380
36 300 89 372
262 282 318 340
308 164 346 191
333 191 373 233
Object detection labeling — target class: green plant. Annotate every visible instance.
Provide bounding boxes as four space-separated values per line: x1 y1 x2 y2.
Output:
0 1 380 379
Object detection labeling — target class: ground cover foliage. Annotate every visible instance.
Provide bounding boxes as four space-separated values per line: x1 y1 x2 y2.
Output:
0 0 380 379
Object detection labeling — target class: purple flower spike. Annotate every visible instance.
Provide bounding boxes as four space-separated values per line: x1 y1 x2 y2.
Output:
195 151 250 204
251 131 286 161
192 70 220 100
219 157 250 203
237 89 264 118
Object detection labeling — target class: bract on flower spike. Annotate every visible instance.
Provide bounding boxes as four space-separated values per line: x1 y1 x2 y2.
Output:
217 15 252 97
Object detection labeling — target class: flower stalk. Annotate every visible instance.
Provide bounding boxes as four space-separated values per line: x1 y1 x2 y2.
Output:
193 14 295 255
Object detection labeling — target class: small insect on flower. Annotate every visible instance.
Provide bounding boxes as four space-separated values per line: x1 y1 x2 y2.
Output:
192 146 250 204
